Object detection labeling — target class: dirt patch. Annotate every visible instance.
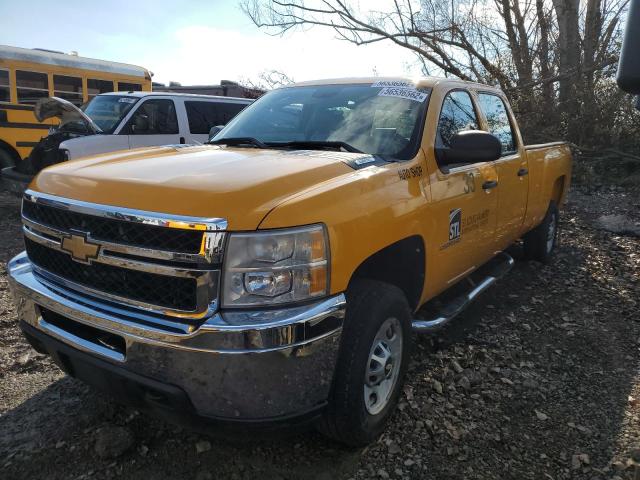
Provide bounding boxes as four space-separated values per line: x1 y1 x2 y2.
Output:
0 186 639 480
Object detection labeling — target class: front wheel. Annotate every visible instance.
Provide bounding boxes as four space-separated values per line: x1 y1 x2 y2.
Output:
318 279 412 447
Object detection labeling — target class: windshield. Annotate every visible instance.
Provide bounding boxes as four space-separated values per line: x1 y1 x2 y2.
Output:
82 95 139 133
215 83 431 160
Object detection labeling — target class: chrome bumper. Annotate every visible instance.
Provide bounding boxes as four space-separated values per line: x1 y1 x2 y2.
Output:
8 252 345 421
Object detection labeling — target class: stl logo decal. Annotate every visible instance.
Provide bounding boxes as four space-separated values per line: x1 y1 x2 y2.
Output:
449 208 462 241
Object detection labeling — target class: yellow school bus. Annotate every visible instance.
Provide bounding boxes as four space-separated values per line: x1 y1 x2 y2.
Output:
0 45 152 168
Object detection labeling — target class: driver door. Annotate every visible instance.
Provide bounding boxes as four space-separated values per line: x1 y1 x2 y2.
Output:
429 89 499 290
124 98 182 148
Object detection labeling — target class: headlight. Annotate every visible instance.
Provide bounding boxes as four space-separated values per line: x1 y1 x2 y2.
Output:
222 224 329 307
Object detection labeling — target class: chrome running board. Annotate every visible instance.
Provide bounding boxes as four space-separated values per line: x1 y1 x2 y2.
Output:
412 252 515 333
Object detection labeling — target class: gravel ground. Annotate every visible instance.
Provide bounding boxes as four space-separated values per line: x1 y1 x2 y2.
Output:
0 184 639 480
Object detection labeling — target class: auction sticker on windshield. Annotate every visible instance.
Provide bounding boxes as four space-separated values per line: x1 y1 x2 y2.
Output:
371 80 416 88
378 87 429 102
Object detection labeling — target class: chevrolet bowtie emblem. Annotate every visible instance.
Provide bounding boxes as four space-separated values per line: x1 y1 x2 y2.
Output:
61 234 100 263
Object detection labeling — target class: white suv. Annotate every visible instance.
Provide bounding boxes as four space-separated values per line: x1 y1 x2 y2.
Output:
56 92 253 159
1 92 253 193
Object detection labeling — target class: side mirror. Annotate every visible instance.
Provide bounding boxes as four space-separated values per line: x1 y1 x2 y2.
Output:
441 130 502 165
208 125 224 141
617 0 640 96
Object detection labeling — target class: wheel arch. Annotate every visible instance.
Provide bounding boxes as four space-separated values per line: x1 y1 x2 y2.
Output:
347 235 425 311
550 175 567 206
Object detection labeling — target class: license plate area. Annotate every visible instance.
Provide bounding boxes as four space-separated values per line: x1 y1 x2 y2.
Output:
37 306 126 361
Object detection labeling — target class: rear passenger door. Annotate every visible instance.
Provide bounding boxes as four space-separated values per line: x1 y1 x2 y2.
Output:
184 100 248 143
476 92 528 248
123 98 182 149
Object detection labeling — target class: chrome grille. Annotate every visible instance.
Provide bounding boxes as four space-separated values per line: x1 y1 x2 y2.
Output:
20 190 226 320
25 238 198 311
22 200 204 253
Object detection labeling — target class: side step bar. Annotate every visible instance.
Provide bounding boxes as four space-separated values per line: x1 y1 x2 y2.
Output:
412 252 515 333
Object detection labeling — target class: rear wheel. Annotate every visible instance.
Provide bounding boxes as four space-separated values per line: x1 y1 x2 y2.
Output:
318 279 412 446
523 201 559 264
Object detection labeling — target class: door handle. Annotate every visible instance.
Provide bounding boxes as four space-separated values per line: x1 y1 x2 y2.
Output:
482 180 498 190
179 137 186 144
517 167 528 176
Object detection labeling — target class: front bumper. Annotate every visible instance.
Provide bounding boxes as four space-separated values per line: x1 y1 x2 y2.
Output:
8 252 345 423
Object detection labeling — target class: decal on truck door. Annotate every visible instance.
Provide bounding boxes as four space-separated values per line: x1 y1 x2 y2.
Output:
449 208 462 241
397 165 423 180
440 208 462 250
462 209 490 234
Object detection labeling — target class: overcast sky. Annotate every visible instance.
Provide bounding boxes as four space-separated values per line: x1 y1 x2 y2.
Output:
0 0 423 86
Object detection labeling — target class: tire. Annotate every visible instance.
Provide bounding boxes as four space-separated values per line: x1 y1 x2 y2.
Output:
318 279 413 447
0 148 16 169
523 201 559 264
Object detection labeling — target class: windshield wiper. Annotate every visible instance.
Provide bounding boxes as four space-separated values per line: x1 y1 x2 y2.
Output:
266 140 363 153
207 137 268 148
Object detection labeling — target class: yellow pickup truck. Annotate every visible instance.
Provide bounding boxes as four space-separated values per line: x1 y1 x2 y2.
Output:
8 77 571 446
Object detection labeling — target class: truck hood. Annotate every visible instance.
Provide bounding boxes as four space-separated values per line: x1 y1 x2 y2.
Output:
35 97 102 134
30 145 359 230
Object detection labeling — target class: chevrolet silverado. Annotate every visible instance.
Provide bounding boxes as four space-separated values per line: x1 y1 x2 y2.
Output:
8 77 572 446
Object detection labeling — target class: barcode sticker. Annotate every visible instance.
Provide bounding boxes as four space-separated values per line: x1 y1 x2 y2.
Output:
371 80 415 88
377 87 429 103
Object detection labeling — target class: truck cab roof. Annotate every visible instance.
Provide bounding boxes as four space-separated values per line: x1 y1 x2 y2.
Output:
290 76 503 92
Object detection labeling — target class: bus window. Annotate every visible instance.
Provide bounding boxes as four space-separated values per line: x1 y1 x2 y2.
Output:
88 79 114 99
16 70 49 105
118 82 142 92
0 69 9 102
53 75 83 106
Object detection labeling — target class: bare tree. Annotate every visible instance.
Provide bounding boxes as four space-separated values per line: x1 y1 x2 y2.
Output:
239 69 295 92
240 0 631 145
535 0 553 111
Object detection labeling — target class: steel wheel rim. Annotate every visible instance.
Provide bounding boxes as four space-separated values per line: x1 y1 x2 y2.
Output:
364 317 403 415
546 213 557 253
